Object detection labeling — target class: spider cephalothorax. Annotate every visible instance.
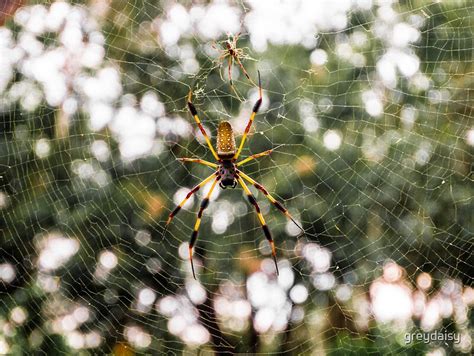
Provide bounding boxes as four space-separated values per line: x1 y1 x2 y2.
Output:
164 73 304 279
225 40 235 56
218 160 237 189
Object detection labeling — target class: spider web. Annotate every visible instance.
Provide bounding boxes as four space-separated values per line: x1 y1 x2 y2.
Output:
0 0 473 354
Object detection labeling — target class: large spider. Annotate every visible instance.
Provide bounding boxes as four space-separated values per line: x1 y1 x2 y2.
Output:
212 32 255 93
165 73 303 279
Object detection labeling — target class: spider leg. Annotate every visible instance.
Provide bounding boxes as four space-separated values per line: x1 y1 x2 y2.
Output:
236 149 273 167
234 32 241 44
217 54 228 82
217 53 228 62
187 91 219 161
237 170 304 233
235 56 256 86
189 176 220 279
227 56 244 101
237 176 279 275
233 71 262 160
227 56 233 87
232 32 242 51
163 172 218 236
178 158 218 169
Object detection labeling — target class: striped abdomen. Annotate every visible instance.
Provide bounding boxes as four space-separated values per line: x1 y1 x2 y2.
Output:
217 121 236 159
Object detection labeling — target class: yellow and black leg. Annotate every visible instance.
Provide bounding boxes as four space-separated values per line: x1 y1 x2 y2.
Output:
177 158 218 169
163 173 217 237
187 91 220 161
189 177 219 279
237 176 279 275
236 149 273 167
237 170 304 233
234 71 263 160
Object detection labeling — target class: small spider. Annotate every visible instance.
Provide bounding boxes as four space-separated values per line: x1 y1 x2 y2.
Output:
212 32 255 93
164 73 304 279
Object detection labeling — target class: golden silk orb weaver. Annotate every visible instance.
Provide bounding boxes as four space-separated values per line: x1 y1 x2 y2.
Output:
164 73 304 279
212 32 255 94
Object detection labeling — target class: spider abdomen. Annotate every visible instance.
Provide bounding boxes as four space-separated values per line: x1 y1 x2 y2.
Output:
217 121 236 159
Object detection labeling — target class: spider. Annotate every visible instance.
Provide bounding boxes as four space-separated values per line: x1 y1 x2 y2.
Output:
212 32 255 92
164 73 304 279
